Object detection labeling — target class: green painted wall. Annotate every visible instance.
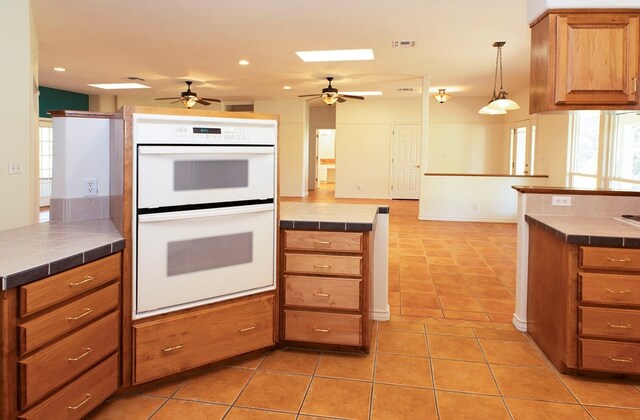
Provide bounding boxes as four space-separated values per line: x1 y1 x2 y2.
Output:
39 86 88 118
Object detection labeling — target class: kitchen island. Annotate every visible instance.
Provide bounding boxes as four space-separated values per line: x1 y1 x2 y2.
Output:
279 201 389 352
526 212 640 375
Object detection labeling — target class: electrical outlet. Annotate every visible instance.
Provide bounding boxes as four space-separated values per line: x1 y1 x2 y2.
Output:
551 196 571 206
83 178 98 196
8 160 23 174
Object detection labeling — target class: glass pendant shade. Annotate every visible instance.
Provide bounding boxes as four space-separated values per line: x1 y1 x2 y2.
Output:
182 96 198 108
487 90 520 110
478 105 507 115
433 89 451 103
322 93 339 105
478 42 519 115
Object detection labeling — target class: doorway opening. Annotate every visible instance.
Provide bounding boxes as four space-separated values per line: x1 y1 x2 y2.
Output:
317 129 336 187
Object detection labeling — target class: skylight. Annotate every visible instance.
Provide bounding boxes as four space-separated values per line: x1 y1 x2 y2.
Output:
295 49 374 62
87 83 150 90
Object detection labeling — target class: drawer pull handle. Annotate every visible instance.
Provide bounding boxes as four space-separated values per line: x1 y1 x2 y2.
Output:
314 240 332 245
66 308 93 321
238 325 256 332
161 343 184 353
68 393 92 410
607 322 632 329
606 288 631 295
313 292 331 298
608 356 634 363
314 264 331 269
313 327 331 333
68 348 92 361
69 275 95 287
605 257 631 263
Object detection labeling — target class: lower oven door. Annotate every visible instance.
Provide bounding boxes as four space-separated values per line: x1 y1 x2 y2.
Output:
135 203 275 318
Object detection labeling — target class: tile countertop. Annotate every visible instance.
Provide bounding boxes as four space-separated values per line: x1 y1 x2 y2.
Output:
279 202 389 232
0 219 124 290
525 214 640 248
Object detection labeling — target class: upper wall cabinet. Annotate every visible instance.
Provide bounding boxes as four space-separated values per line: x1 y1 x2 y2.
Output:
530 10 640 113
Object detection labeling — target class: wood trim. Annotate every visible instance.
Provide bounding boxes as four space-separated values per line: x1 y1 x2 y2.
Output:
48 110 115 119
126 106 278 121
424 173 549 178
512 186 640 196
530 9 640 27
1 289 18 419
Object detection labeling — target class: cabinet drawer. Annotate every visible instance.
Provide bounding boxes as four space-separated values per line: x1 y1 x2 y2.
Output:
284 231 363 253
133 294 274 384
18 282 119 355
580 273 640 306
580 307 640 340
18 353 118 420
284 253 362 276
580 339 640 374
19 311 119 409
284 310 361 346
19 253 121 317
580 247 640 271
285 276 360 310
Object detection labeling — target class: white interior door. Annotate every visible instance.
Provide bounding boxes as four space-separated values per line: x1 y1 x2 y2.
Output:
509 119 535 175
391 124 421 199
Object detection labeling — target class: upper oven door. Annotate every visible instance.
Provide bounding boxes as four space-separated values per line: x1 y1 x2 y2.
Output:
137 145 275 209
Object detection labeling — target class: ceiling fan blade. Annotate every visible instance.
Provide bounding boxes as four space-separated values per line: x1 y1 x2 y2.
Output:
341 94 365 100
169 99 183 104
305 97 321 102
337 97 347 103
155 97 181 100
196 99 211 106
201 97 222 103
298 94 322 98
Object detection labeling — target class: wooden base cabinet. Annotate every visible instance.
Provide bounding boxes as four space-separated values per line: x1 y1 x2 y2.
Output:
1 253 121 420
280 230 372 353
528 222 640 375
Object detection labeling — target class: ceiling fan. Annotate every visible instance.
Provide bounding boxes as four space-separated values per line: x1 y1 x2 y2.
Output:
298 77 364 105
155 81 221 108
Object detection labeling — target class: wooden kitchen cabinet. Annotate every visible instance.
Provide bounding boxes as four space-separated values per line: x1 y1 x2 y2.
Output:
530 10 640 113
1 253 121 419
527 222 640 375
280 230 372 352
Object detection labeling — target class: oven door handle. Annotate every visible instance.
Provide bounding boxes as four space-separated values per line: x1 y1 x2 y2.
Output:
138 146 274 155
138 203 274 223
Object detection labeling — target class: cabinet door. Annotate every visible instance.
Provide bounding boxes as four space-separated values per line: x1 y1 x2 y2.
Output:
555 14 639 105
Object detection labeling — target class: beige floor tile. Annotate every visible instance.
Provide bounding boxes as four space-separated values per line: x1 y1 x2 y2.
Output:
432 359 499 395
473 328 527 341
479 297 515 314
377 329 428 357
435 283 475 297
439 295 484 312
87 395 166 419
378 320 425 333
561 375 640 408
371 384 437 420
459 265 495 277
224 407 297 419
491 365 576 403
443 309 491 321
235 371 311 412
470 284 514 299
229 354 265 369
400 279 437 294
487 312 514 323
585 406 640 419
300 377 371 419
388 291 400 306
425 324 474 337
152 399 228 419
173 367 253 404
428 335 486 362
374 353 433 388
258 349 319 375
504 398 591 420
479 339 547 367
436 390 510 420
400 293 441 309
315 351 374 381
141 378 186 398
400 307 444 317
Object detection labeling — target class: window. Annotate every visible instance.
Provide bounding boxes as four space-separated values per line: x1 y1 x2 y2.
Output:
39 118 53 207
568 111 640 191
509 119 536 175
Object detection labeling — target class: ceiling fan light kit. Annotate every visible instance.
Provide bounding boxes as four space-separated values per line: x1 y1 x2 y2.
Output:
433 88 451 104
478 41 520 115
298 76 365 106
155 81 221 109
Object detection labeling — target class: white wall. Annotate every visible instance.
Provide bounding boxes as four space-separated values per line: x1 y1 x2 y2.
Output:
0 0 39 230
534 113 571 186
116 95 223 112
51 117 111 199
254 100 308 197
335 98 422 199
308 106 336 190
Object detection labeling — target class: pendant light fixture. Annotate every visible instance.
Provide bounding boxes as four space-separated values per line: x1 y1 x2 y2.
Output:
479 41 519 115
433 88 451 104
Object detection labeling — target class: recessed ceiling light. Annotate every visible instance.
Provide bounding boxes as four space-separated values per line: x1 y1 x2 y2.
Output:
238 59 250 66
342 91 383 96
53 67 66 72
295 49 374 62
87 83 150 90
283 86 292 90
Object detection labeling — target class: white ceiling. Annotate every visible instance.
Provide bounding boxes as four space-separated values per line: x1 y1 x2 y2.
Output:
32 0 531 104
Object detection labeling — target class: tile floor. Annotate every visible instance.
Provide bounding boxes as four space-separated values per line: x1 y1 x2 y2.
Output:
89 185 640 419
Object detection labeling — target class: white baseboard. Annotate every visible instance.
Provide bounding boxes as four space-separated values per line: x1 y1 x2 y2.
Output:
512 313 527 332
372 306 390 322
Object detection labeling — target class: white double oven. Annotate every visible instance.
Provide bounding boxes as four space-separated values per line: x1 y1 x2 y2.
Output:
132 113 277 319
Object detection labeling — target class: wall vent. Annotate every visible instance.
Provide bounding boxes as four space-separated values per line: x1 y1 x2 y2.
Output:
392 40 416 48
397 88 415 92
